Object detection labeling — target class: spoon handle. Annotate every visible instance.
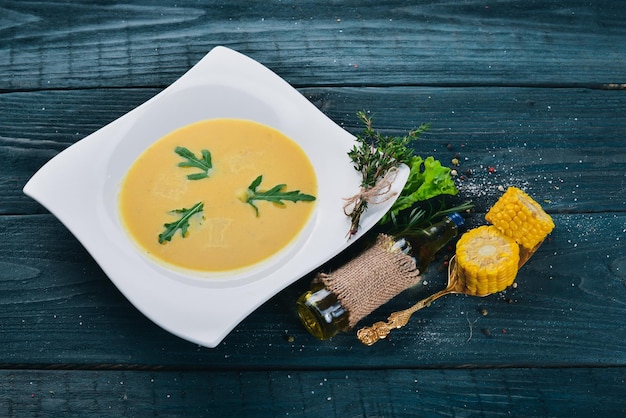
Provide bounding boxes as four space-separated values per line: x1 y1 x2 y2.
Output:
356 285 455 345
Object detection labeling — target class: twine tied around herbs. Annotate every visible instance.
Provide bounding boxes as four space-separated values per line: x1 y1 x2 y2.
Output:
343 167 399 221
315 233 421 329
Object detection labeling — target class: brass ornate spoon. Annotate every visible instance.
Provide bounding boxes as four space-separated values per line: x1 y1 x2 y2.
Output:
356 237 540 346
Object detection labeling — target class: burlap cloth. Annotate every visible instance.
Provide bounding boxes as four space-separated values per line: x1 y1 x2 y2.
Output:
315 233 421 328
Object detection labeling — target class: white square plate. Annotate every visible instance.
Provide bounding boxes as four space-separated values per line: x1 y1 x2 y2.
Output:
23 46 408 347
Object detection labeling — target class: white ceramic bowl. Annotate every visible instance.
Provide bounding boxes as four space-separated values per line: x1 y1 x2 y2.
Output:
23 46 408 347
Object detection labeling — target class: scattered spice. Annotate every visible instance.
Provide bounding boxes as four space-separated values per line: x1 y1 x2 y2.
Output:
283 330 295 343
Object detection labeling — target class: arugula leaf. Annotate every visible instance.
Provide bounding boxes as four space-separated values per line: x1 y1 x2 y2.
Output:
241 175 316 216
158 201 204 243
380 156 458 224
175 146 212 180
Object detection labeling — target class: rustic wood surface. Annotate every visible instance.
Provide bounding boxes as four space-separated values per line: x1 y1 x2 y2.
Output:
1 1 625 416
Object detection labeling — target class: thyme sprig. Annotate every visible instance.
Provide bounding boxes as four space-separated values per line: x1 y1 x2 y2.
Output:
345 111 429 237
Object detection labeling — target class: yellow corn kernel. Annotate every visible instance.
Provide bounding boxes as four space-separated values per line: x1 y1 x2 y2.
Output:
485 187 555 250
455 225 520 296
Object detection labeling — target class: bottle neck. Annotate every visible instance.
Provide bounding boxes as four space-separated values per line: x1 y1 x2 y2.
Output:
407 215 461 272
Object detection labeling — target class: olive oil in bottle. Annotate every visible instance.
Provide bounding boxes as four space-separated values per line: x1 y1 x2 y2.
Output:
296 212 464 340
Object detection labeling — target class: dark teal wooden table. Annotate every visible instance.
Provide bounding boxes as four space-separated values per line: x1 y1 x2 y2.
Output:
2 1 626 416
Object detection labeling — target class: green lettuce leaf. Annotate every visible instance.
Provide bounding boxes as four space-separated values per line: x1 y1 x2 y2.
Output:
381 156 458 224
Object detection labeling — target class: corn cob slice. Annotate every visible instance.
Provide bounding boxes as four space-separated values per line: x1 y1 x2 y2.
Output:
485 187 554 250
455 225 520 296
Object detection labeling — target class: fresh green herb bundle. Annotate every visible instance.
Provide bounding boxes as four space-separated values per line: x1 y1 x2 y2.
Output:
345 112 472 237
345 111 428 237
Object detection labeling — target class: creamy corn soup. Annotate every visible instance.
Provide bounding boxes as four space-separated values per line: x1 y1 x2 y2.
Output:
119 119 317 272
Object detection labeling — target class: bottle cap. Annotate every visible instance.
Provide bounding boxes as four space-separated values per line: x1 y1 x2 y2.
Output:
447 212 465 227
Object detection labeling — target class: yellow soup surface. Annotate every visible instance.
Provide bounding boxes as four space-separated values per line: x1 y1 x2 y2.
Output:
119 119 317 272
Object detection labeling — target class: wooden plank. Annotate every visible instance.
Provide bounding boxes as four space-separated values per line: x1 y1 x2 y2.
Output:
1 367 625 417
1 212 625 368
2 86 625 215
0 89 155 215
2 0 625 90
302 86 626 214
